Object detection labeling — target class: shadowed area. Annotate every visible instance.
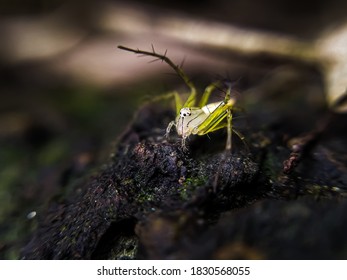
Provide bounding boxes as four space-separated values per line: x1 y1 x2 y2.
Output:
1 0 347 259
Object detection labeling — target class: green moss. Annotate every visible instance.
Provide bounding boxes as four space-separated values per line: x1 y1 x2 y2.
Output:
109 236 138 260
183 176 208 187
262 151 282 182
122 178 134 186
179 175 208 200
136 191 155 204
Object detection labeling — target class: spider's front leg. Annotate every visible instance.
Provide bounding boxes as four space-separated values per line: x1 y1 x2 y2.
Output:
226 106 233 151
181 135 189 151
165 120 189 151
165 121 176 139
224 82 233 151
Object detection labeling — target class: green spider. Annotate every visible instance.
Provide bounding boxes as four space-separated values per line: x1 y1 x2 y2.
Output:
118 45 244 151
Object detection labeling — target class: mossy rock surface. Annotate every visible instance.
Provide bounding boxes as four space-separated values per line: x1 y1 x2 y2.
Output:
21 99 347 259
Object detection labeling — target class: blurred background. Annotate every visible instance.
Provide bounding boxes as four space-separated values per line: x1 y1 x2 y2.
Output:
1 0 347 259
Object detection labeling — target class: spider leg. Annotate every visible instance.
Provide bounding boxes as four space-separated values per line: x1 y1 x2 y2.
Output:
198 81 222 108
196 81 240 152
118 45 197 108
197 99 235 135
165 121 176 138
181 136 189 151
226 106 232 151
225 84 232 151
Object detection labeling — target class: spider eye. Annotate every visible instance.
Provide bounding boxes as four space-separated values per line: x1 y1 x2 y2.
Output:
180 108 191 117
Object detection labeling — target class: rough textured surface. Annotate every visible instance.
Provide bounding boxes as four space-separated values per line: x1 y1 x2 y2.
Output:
20 97 347 260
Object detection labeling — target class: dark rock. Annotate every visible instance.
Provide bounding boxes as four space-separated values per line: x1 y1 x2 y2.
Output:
20 100 347 259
